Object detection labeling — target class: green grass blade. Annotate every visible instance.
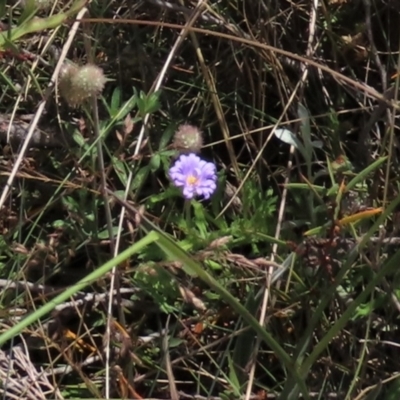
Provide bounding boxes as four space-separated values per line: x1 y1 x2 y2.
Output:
345 156 387 192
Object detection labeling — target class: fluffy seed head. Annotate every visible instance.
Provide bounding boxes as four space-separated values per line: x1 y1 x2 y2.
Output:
172 124 203 154
59 63 79 105
72 65 106 96
59 63 78 86
59 63 106 107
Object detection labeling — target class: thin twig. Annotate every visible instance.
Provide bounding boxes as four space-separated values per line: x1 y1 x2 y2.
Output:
163 315 179 400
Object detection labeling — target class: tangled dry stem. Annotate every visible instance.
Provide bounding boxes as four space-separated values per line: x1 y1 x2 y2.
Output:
0 344 64 400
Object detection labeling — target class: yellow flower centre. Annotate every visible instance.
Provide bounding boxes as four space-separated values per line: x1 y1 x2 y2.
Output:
186 175 198 186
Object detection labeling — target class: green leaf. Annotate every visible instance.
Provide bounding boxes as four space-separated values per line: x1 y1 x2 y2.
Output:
227 355 241 395
110 86 122 117
137 90 161 116
62 196 79 213
274 128 304 151
144 91 161 114
385 379 400 400
97 226 120 239
101 92 139 140
345 156 387 192
0 1 6 18
285 183 327 193
159 123 176 151
169 337 185 348
112 157 129 186
17 0 36 25
192 201 208 237
52 220 68 229
149 154 161 172
130 166 150 192
298 103 311 152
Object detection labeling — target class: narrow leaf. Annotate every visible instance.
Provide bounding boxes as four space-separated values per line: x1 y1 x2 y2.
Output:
274 128 302 149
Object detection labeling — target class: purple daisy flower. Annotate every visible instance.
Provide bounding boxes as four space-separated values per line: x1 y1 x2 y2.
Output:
169 153 217 200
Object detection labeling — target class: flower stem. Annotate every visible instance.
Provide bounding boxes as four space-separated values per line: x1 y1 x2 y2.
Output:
184 199 192 230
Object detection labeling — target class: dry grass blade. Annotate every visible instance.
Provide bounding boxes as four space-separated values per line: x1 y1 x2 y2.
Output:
0 344 64 400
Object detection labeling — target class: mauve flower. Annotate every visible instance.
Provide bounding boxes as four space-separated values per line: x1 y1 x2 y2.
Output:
169 153 217 200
